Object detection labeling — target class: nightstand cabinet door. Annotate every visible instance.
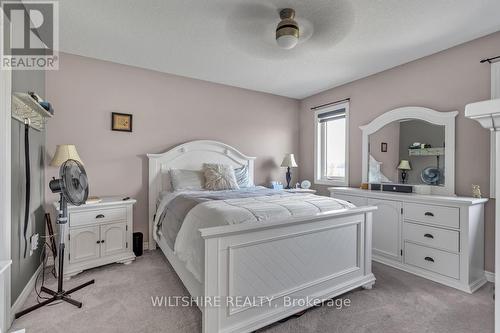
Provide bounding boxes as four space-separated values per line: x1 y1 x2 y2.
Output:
69 226 100 264
101 222 127 257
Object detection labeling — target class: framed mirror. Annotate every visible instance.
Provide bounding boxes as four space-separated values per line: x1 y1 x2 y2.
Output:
360 106 458 196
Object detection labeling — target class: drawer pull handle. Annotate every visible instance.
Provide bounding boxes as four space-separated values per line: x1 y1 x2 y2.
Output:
424 212 434 217
424 256 434 263
424 233 434 239
96 214 105 219
101 240 105 243
96 240 101 244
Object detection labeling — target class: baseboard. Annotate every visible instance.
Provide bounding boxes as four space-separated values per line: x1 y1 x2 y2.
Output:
485 271 495 283
143 241 149 251
10 264 42 324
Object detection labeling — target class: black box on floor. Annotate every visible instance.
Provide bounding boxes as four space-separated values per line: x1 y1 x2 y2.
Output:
133 232 143 256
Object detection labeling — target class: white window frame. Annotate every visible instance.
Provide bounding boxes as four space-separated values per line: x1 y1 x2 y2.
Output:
314 101 349 187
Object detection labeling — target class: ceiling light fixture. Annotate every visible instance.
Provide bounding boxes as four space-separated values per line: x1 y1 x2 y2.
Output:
276 8 299 49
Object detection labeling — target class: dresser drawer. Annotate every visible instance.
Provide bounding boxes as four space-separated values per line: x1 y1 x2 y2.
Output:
70 207 127 227
403 222 459 253
404 202 459 228
404 242 459 279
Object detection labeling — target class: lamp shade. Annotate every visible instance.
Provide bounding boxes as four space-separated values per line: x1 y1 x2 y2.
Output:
397 160 411 170
281 153 298 168
50 144 83 167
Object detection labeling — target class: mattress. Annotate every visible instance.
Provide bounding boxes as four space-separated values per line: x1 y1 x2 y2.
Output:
154 187 354 283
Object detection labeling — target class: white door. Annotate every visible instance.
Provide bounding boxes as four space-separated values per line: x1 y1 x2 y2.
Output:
69 226 100 263
368 198 402 262
100 222 127 257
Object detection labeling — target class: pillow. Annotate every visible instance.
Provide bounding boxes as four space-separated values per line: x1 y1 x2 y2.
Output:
203 163 240 191
169 169 204 191
234 165 252 187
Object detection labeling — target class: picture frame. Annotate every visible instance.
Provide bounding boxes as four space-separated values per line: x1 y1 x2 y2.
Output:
111 112 133 132
381 142 387 152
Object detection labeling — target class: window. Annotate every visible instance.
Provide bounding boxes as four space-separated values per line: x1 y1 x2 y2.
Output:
314 101 349 186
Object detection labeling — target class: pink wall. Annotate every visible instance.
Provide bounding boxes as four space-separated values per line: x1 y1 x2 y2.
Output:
45 53 300 242
299 31 500 271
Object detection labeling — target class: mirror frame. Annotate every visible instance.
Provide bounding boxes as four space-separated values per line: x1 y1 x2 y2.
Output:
360 106 458 196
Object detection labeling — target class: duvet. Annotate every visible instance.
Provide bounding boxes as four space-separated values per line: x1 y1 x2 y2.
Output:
154 187 353 282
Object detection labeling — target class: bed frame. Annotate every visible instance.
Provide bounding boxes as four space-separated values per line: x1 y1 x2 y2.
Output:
148 140 376 333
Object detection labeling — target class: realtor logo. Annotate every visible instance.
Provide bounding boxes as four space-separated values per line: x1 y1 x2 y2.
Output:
1 1 59 70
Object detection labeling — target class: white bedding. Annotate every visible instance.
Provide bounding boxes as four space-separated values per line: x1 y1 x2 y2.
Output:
154 188 354 282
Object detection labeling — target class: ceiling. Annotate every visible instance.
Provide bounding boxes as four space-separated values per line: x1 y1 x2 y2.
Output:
59 0 500 99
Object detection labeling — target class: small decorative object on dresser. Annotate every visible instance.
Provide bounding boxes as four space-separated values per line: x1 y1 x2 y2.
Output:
111 112 133 132
397 159 411 184
54 196 136 279
281 153 298 189
472 184 482 198
300 179 311 189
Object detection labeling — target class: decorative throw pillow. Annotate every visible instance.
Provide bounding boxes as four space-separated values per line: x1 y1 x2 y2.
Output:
169 169 205 191
234 165 252 188
203 163 240 191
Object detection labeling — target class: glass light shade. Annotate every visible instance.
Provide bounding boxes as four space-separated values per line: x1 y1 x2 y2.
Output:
281 153 298 167
50 144 83 166
397 160 411 170
276 35 298 49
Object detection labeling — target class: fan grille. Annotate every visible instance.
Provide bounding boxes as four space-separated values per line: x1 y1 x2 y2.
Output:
60 159 89 205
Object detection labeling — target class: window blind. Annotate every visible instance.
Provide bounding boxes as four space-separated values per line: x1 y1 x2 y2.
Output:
317 108 346 123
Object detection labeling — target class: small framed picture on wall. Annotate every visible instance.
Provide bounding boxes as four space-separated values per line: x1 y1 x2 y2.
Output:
381 142 387 152
111 112 133 132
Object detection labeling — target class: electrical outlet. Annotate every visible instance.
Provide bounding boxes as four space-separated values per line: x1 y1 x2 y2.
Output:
30 233 39 251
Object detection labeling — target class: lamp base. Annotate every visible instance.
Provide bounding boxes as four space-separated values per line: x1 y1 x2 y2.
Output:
285 167 292 189
401 170 408 184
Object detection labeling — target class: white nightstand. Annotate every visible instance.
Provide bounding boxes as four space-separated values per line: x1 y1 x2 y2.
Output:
284 188 317 194
53 197 136 279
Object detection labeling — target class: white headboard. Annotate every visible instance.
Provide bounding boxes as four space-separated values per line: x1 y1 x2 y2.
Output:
147 140 256 250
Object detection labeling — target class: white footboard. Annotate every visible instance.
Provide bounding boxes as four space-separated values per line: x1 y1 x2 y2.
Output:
200 206 377 333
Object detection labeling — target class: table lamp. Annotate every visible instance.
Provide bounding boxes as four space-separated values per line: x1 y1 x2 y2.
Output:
397 160 411 184
281 153 298 189
50 144 83 166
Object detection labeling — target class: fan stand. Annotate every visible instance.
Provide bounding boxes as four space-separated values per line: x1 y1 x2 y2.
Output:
15 195 95 319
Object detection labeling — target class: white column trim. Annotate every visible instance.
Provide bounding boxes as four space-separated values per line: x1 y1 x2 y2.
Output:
489 63 500 199
0 67 12 332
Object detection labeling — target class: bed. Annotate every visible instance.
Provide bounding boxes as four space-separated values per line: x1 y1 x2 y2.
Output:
148 140 376 333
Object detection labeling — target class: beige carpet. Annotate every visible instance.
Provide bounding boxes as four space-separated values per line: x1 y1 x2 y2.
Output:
10 250 494 333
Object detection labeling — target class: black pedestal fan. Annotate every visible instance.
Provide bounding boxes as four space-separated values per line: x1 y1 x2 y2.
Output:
15 159 95 318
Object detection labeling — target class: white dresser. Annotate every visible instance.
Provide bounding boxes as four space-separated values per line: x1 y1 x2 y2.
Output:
330 187 488 293
54 197 136 278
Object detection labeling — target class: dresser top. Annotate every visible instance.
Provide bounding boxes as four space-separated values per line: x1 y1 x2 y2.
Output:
53 196 136 209
329 187 488 206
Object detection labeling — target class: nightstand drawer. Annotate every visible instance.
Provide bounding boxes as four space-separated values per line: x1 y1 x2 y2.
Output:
404 242 459 279
70 207 127 227
403 221 459 253
404 202 459 228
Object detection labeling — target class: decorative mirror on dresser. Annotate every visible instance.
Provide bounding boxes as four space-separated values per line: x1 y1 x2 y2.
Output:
360 106 458 196
330 106 488 293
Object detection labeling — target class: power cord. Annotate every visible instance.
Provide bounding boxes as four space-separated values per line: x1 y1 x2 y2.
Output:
33 233 69 306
